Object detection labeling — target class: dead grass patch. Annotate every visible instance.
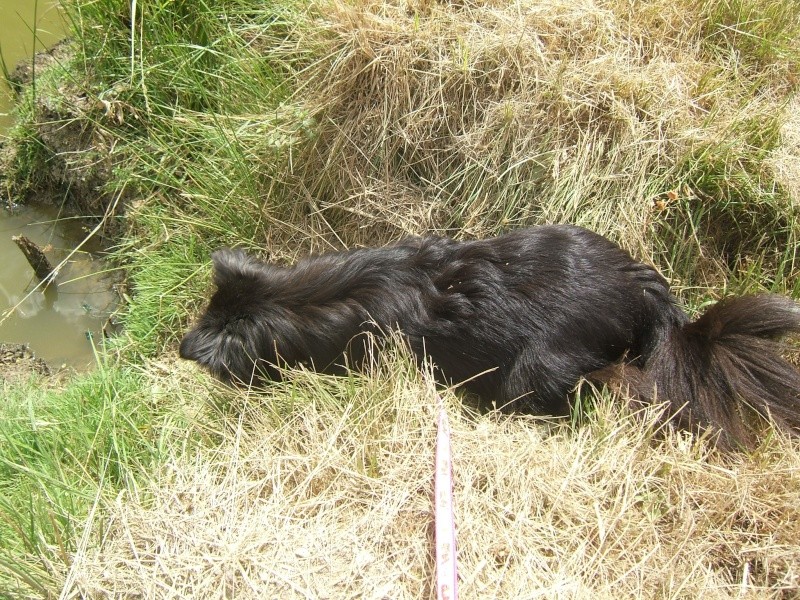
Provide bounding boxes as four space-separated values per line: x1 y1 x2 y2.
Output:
66 357 800 598
269 0 796 260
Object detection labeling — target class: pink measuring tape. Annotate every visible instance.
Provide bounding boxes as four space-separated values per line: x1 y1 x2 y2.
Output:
435 400 458 600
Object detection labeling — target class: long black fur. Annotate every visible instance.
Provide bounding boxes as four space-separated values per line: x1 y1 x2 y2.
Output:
179 224 800 447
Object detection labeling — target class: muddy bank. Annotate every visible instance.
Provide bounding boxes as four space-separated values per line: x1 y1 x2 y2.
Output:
1 39 127 231
1 40 126 377
4 38 72 94
0 342 50 380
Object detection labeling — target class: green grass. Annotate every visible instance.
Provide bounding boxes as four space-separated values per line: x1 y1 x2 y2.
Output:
0 360 193 597
67 0 299 114
698 0 800 83
117 232 210 359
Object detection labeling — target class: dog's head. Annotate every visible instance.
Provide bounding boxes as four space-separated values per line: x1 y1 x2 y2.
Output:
179 249 285 385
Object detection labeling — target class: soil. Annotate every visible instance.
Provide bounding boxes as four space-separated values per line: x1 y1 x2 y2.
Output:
0 342 51 380
1 39 125 232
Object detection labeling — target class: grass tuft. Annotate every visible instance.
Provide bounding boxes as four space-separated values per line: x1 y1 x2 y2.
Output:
63 352 800 598
0 359 195 597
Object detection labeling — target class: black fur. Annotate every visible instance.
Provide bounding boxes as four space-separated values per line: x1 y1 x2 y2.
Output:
179 224 800 447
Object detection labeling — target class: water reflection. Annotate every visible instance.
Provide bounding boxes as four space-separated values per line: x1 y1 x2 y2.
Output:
0 204 117 368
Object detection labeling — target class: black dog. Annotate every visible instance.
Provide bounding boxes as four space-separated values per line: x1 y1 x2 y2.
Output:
180 224 800 447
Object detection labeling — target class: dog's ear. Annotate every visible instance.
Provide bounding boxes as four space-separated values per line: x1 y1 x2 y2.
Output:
211 248 264 288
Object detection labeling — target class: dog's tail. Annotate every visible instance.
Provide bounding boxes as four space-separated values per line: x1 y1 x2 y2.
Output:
607 295 800 448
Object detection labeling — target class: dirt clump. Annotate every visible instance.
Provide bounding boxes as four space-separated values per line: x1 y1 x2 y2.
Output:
5 39 72 92
0 342 50 380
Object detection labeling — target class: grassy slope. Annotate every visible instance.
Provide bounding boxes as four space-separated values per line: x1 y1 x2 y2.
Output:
2 0 800 597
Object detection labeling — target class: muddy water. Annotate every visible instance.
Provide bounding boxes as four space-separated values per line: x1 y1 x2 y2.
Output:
2 2 117 369
0 208 118 367
0 0 63 130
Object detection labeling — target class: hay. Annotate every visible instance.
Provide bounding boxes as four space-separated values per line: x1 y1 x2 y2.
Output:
66 358 800 598
284 0 717 248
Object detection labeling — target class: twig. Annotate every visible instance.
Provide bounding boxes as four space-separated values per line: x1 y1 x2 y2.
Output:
12 235 56 284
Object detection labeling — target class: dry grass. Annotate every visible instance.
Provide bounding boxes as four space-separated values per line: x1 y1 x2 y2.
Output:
65 352 800 599
277 0 797 258
290 0 691 243
768 97 800 211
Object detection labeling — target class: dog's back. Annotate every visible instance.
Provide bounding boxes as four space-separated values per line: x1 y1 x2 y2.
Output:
398 225 685 413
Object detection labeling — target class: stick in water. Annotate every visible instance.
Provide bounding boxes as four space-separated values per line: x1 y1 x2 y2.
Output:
435 399 458 600
12 235 56 284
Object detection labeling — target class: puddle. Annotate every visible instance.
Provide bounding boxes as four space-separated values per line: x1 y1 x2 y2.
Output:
0 204 118 369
